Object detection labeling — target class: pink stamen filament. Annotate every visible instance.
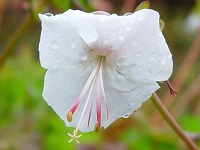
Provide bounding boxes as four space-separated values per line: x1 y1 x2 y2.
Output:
69 64 99 114
74 57 105 133
68 56 109 142
88 102 93 127
96 72 101 127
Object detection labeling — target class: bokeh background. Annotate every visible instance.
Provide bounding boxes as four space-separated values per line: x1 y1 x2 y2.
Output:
0 0 200 149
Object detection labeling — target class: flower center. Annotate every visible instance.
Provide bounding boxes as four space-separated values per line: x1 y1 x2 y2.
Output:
66 56 109 143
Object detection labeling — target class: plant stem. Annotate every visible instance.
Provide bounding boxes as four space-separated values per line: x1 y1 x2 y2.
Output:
152 93 198 150
0 0 47 71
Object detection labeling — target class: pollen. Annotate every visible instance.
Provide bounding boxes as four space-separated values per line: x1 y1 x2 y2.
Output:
66 111 73 122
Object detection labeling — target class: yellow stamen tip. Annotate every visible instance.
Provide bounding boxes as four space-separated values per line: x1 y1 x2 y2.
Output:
66 111 73 122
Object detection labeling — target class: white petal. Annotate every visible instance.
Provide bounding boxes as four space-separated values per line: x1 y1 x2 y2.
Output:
42 67 93 131
62 10 98 44
64 9 173 81
101 81 160 128
109 9 173 81
38 13 89 69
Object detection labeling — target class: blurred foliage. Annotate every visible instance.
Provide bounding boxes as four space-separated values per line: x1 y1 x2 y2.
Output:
0 0 200 149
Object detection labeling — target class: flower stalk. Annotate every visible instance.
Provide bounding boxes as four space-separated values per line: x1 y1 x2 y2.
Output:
152 93 198 150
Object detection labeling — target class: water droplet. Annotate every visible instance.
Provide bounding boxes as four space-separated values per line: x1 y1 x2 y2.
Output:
79 52 87 61
44 13 54 17
147 70 152 75
113 26 117 30
100 17 106 22
132 41 137 46
123 115 129 118
138 66 142 70
129 101 136 106
168 54 172 58
115 74 124 82
70 42 75 49
136 52 141 57
151 51 163 61
159 32 162 37
137 17 142 21
159 69 171 79
56 58 60 63
126 26 131 31
124 12 132 16
119 36 125 41
161 57 166 65
51 40 58 49
104 41 109 45
116 56 126 66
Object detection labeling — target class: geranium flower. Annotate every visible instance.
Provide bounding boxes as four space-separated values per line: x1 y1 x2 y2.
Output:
38 9 173 143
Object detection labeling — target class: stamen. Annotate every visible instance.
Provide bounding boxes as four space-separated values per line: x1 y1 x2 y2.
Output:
66 64 99 118
94 123 100 133
96 72 101 127
87 103 93 127
99 57 109 120
164 80 177 97
66 111 72 122
67 56 109 142
68 59 101 142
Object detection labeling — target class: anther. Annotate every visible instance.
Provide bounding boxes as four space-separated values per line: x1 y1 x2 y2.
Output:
94 123 100 133
66 111 73 122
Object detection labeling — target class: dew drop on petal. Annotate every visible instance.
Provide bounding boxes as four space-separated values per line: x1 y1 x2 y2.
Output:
44 13 54 17
123 115 129 118
129 101 136 106
151 51 163 61
126 26 131 31
136 52 141 57
100 17 106 22
159 32 162 37
147 70 152 75
124 12 132 16
51 40 58 49
138 65 142 70
116 56 126 66
161 57 166 65
113 26 117 30
70 42 76 49
56 58 60 63
132 41 137 46
79 52 87 61
137 17 142 21
115 74 124 82
159 69 171 79
119 36 125 41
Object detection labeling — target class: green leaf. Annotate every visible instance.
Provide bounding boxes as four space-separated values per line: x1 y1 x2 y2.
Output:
51 0 72 11
159 19 165 31
134 0 150 12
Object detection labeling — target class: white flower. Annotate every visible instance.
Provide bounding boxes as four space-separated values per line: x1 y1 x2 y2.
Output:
38 9 173 143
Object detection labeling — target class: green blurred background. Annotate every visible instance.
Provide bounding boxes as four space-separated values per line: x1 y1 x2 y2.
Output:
0 0 200 149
